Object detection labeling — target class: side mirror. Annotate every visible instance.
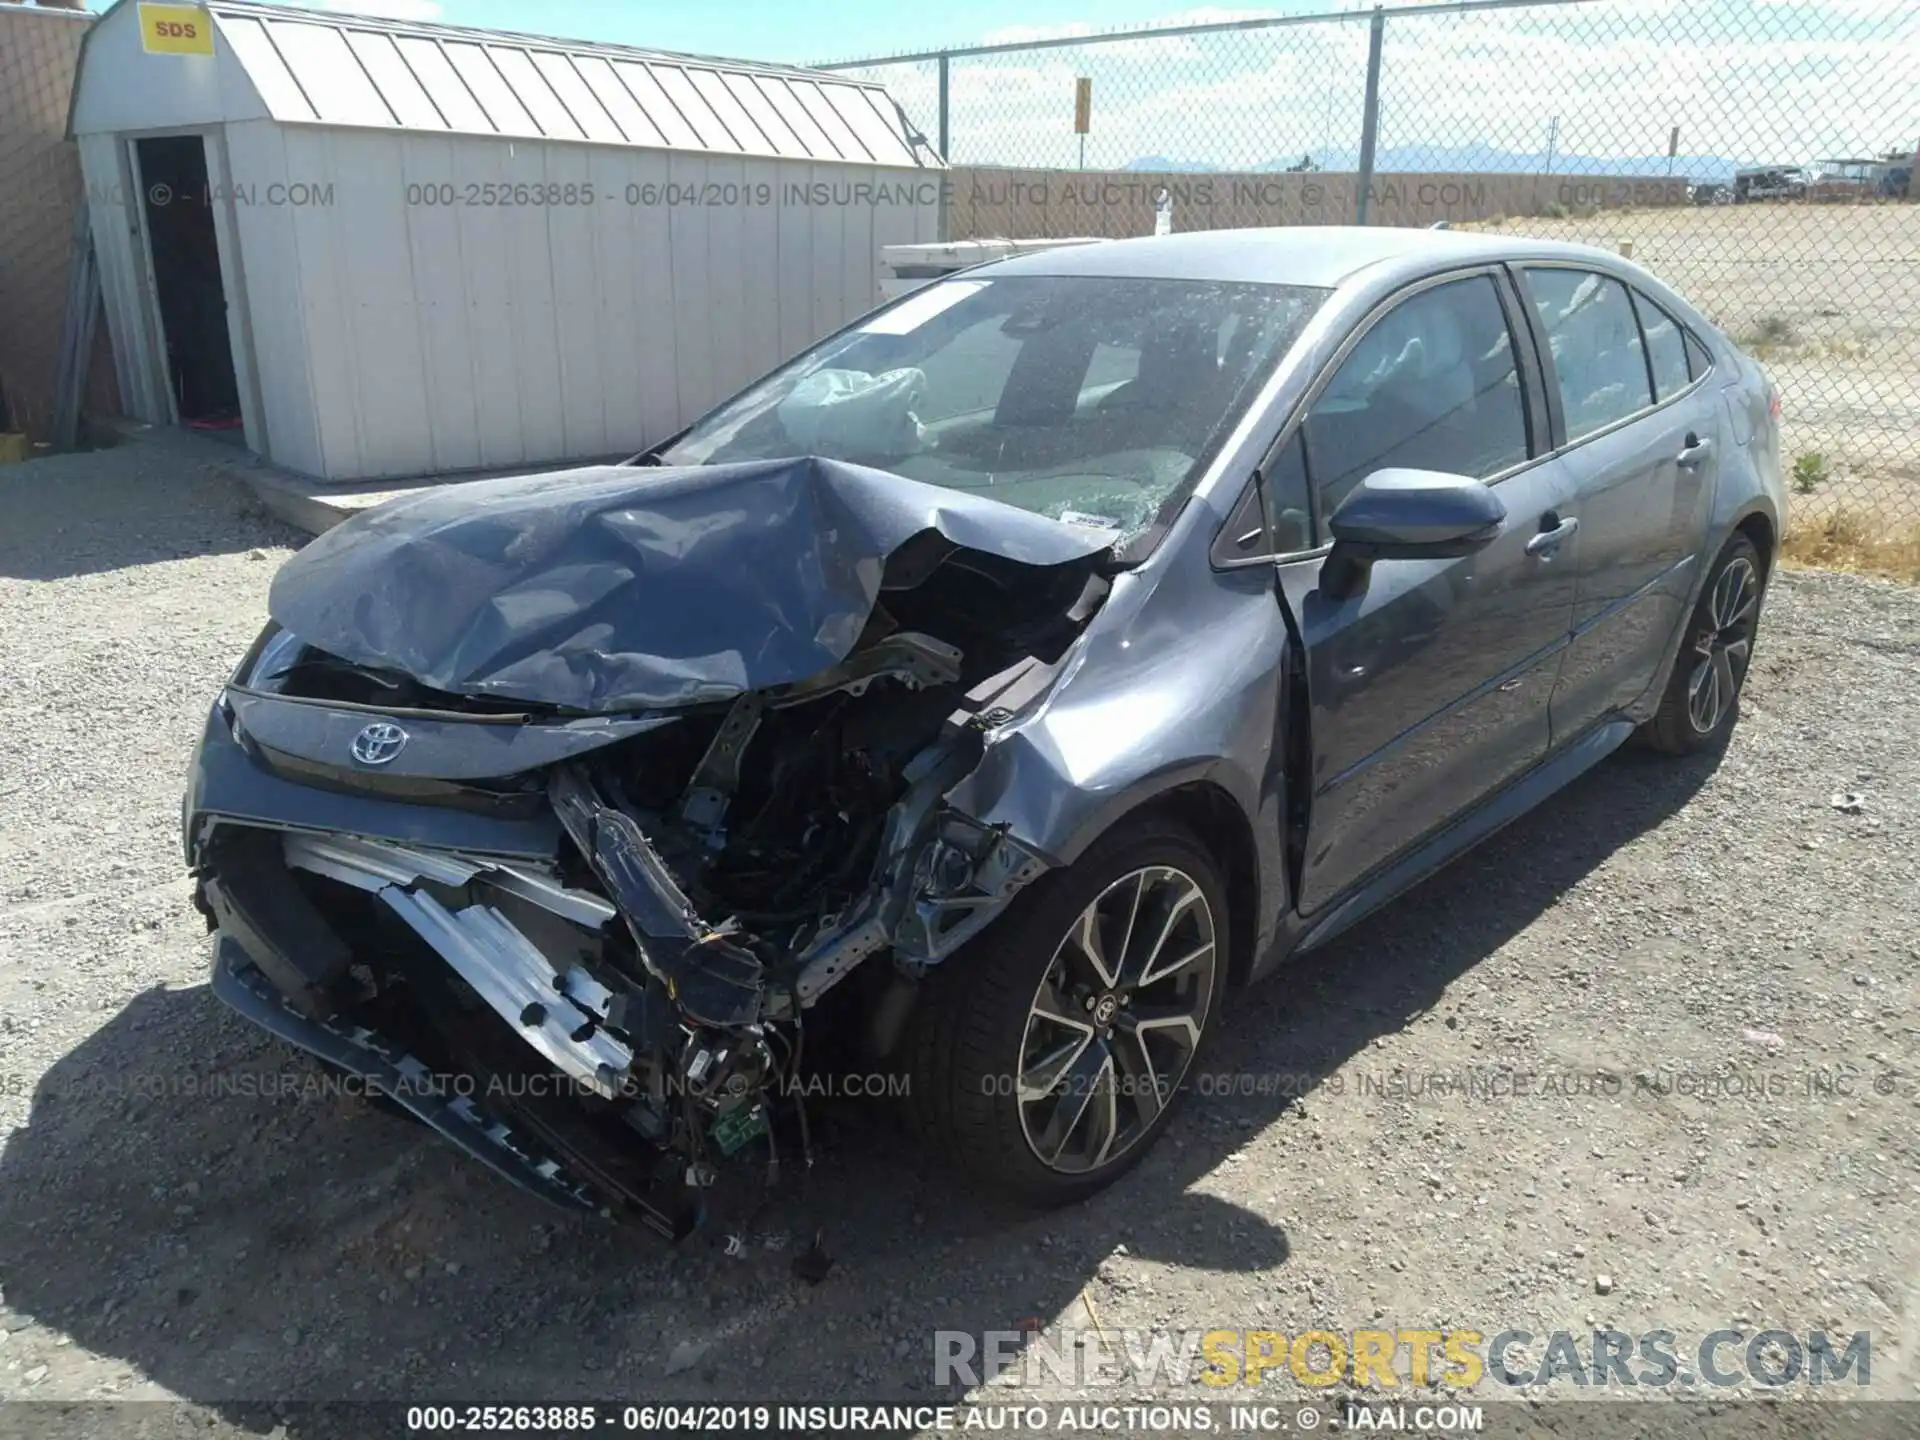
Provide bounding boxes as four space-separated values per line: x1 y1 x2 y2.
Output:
1321 468 1506 598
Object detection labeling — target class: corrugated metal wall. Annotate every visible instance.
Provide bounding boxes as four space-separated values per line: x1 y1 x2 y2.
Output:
221 125 933 478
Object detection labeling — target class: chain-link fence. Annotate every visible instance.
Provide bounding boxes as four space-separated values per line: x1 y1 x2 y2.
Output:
823 0 1920 555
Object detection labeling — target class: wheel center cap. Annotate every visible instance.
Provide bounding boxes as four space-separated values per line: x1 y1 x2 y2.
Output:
1093 994 1120 1027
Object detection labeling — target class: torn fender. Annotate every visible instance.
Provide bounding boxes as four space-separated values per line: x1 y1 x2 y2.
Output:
269 457 1113 714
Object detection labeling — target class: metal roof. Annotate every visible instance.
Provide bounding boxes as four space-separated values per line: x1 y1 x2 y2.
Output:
198 0 938 166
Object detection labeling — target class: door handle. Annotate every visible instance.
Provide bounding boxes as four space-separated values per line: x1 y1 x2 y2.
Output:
1676 433 1714 470
1525 515 1579 557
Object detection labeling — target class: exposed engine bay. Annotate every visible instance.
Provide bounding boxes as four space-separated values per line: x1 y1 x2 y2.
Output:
187 457 1115 1237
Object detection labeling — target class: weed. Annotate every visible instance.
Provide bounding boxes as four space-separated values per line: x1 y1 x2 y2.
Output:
1791 452 1831 494
1740 314 1799 350
1783 509 1920 583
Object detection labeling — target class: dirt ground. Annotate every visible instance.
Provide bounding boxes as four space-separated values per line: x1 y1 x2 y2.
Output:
2 439 1918 1433
1473 203 1920 525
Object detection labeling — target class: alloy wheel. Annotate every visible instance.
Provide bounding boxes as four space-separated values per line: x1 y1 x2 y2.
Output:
1016 865 1216 1174
1686 555 1760 734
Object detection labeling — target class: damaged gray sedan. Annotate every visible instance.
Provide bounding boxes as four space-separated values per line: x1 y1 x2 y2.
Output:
186 228 1783 1234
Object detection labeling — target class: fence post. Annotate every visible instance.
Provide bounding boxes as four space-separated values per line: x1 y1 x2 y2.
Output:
1355 5 1385 225
937 52 951 241
936 53 950 161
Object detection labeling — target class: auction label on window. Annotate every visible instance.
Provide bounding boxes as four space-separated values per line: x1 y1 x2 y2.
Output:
139 3 215 56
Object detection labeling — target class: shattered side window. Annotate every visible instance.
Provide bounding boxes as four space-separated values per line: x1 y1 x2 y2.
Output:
658 274 1328 542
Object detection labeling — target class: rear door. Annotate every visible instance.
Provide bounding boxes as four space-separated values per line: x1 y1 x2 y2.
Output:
1270 268 1581 914
1516 266 1717 735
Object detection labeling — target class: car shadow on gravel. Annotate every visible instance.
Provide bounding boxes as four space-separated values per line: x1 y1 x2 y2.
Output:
0 442 301 582
0 745 1717 1425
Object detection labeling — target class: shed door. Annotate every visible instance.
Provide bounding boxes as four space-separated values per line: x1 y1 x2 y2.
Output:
134 135 241 433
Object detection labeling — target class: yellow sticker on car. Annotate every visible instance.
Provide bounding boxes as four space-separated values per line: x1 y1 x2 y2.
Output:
139 3 215 56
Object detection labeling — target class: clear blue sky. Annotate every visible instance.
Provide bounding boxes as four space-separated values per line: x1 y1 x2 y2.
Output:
293 1 1911 171
306 1 1308 65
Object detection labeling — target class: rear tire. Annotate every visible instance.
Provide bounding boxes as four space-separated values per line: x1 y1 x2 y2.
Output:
1642 535 1764 755
904 816 1227 1207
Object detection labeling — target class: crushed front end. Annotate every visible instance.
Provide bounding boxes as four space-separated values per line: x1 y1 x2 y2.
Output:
186 457 1110 1233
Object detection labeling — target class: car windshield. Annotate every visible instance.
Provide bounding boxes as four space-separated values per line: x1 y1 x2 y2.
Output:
655 274 1327 542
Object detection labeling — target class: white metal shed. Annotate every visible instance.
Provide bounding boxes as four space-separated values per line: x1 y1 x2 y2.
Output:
67 0 941 480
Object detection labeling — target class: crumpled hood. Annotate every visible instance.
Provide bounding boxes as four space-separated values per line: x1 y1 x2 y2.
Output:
268 456 1112 713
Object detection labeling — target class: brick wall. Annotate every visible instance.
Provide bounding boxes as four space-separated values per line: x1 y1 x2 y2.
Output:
0 3 117 442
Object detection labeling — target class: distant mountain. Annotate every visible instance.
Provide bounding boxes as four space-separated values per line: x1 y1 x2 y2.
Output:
1124 143 1754 181
1123 155 1222 172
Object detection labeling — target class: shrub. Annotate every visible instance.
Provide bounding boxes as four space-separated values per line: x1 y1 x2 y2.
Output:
1791 452 1830 494
1743 314 1799 348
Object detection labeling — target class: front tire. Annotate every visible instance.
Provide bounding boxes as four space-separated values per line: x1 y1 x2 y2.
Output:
1642 534 1764 754
905 817 1227 1206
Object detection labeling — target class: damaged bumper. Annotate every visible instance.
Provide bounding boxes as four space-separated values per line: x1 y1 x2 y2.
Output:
189 670 1054 1227
198 823 699 1234
209 938 606 1218
187 454 1111 1225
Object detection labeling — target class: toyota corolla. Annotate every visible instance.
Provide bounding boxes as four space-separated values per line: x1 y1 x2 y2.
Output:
184 227 1783 1235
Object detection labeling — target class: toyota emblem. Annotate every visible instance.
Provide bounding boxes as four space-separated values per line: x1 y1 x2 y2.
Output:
350 721 409 766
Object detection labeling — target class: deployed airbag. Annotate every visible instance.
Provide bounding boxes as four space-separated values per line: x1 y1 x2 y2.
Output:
268 457 1111 713
777 368 928 458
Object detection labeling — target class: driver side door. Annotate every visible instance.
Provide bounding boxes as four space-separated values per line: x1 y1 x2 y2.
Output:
1270 268 1581 915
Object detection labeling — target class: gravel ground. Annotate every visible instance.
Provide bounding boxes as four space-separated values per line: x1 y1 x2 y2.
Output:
1 438 1917 1430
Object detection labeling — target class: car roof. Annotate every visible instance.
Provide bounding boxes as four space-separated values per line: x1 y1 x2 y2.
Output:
968 225 1635 289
